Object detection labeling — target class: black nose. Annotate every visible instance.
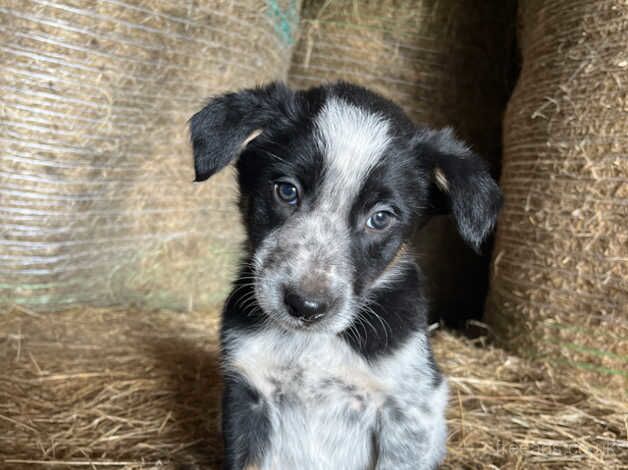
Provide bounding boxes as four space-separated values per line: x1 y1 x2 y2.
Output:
283 289 328 323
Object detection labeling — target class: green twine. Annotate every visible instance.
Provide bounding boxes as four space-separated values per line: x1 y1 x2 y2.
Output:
267 0 299 46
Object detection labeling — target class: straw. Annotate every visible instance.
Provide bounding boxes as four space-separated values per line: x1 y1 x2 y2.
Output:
1 307 625 469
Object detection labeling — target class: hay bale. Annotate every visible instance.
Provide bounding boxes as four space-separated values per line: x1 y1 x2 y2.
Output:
1 307 626 468
0 0 300 312
288 0 517 325
486 0 628 391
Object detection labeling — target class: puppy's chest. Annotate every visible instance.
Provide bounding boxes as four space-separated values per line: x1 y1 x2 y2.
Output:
227 332 391 468
229 332 389 414
261 363 382 418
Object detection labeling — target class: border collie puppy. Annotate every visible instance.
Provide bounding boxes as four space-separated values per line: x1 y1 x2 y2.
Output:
190 82 501 470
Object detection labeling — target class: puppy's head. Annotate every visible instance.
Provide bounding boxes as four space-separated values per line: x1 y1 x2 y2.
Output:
191 82 501 333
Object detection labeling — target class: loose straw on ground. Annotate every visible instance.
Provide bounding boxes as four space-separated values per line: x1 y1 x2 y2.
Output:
1 306 625 469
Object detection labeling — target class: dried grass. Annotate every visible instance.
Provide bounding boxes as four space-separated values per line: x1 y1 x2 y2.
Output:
486 0 628 391
0 0 300 312
1 307 626 469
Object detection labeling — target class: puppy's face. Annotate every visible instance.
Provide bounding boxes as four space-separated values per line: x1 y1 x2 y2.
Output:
191 83 501 333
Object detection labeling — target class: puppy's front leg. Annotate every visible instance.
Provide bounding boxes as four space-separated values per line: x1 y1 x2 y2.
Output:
374 401 445 470
222 373 270 470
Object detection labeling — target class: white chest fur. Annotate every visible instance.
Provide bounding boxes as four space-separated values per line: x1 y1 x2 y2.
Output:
224 328 446 470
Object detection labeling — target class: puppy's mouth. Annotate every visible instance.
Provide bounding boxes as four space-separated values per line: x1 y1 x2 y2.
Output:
271 312 326 331
262 300 341 332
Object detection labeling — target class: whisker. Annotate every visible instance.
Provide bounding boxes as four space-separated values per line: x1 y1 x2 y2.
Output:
360 302 392 350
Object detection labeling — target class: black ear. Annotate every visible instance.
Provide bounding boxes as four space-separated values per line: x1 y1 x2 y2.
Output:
190 82 296 182
414 128 502 252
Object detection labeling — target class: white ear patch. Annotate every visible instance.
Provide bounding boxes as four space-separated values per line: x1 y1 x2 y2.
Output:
434 167 449 192
240 128 263 151
314 97 391 204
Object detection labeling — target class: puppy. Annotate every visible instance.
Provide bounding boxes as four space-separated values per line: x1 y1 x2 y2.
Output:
190 82 501 470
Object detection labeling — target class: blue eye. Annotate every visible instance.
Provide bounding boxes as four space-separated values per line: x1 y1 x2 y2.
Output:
274 181 299 205
366 211 394 230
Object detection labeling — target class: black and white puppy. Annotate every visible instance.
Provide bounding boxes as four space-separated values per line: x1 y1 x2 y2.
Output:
190 82 501 470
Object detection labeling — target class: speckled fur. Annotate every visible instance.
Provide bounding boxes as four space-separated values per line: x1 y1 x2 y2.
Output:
224 329 447 470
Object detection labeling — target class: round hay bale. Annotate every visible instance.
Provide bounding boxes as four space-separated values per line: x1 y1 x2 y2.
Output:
0 0 300 311
486 0 628 390
288 0 517 325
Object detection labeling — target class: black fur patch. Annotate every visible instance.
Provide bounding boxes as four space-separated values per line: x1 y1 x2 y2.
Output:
413 128 503 252
341 263 427 359
221 372 271 470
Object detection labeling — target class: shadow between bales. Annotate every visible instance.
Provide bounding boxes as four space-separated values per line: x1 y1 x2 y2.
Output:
143 335 224 470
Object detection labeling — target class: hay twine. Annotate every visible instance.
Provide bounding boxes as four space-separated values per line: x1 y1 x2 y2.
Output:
486 0 628 392
0 307 626 469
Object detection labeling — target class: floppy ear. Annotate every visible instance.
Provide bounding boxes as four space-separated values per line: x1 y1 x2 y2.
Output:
190 82 295 182
414 128 502 252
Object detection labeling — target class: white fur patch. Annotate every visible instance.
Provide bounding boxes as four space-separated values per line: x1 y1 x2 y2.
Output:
225 329 381 469
314 97 391 208
241 128 263 149
434 167 449 191
224 329 447 470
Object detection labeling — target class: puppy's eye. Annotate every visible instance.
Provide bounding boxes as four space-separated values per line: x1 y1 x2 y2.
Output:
366 210 394 231
274 181 299 206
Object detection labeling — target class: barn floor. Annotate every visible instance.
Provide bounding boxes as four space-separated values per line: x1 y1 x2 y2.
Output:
1 307 626 469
